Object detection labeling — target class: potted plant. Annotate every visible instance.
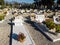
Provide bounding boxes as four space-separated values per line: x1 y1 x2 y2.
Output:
18 32 26 43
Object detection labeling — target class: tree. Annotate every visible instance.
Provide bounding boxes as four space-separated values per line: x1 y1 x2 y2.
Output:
34 0 41 9
0 0 4 5
34 0 55 9
13 1 20 8
41 0 54 9
34 0 54 9
0 0 5 9
57 0 60 4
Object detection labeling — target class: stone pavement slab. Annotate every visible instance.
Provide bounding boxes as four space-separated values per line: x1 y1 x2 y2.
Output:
12 16 35 45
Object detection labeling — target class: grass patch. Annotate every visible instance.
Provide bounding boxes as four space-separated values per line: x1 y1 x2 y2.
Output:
0 14 5 21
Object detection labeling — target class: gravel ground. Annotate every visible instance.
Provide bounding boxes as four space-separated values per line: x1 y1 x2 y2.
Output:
0 22 10 45
24 20 60 45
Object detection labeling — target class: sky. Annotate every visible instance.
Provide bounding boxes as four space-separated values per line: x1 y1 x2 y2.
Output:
4 0 57 3
4 0 34 3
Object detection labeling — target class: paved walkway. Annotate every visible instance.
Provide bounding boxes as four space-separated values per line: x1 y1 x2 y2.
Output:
0 21 10 45
12 16 35 45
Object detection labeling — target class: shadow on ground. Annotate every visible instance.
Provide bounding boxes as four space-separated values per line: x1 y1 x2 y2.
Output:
12 33 18 41
24 18 54 41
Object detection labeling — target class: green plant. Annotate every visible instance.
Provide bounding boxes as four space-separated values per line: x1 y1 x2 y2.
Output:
0 14 5 21
45 19 56 29
45 19 60 33
56 25 60 33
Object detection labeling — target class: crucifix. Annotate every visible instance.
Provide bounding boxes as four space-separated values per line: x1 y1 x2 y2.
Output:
8 18 15 45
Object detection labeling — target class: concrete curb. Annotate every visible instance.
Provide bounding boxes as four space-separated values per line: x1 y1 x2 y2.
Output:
24 24 35 45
